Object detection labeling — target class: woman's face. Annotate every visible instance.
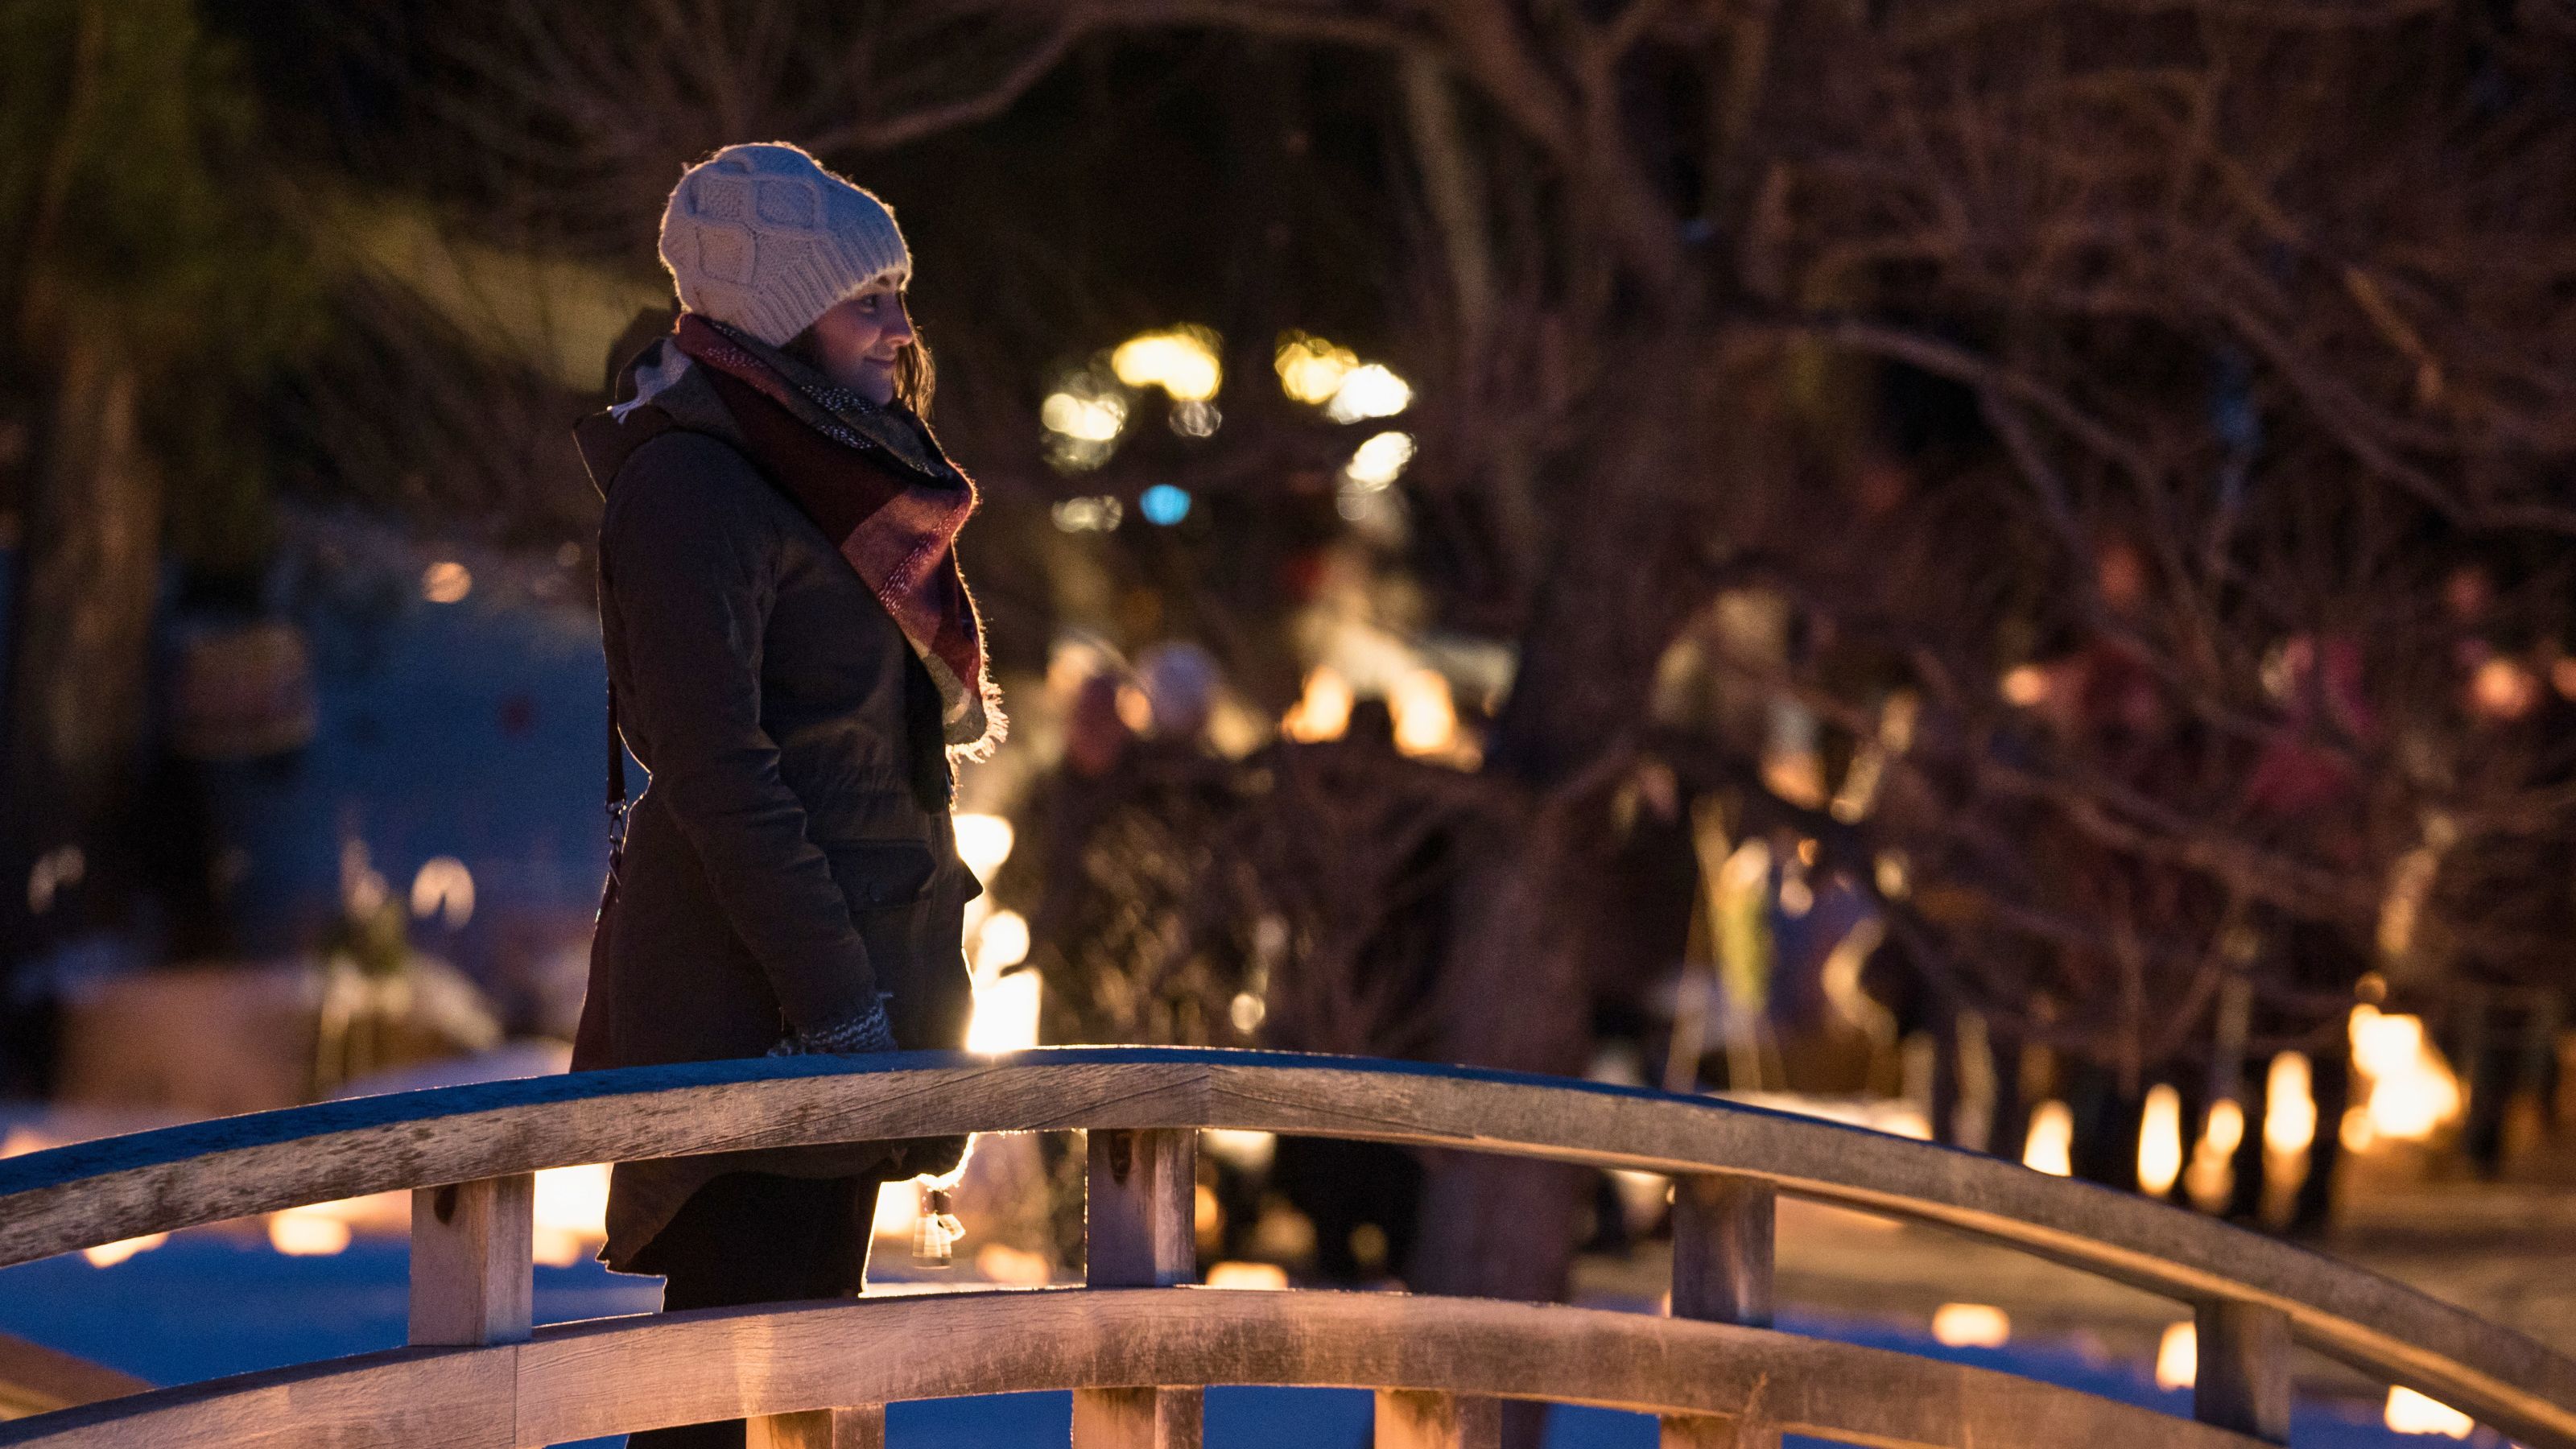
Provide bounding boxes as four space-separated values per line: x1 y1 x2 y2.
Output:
806 282 914 404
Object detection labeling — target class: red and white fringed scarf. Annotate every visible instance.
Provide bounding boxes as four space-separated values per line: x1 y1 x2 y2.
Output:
674 312 1005 759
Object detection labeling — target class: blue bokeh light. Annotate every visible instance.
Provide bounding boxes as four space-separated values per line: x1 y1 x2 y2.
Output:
1140 485 1193 526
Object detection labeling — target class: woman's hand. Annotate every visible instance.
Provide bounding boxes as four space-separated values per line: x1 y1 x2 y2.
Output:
766 993 898 1055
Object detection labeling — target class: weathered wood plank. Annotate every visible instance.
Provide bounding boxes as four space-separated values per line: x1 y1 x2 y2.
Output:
2194 1302 2291 1444
0 1334 150 1420
0 1341 513 1448
548 1284 2277 1443
746 1404 883 1449
0 1050 2567 1446
4 1289 2269 1447
1375 1389 1499 1448
409 1176 533 1348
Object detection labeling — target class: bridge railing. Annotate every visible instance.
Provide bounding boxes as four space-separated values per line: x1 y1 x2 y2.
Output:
0 1047 2568 1448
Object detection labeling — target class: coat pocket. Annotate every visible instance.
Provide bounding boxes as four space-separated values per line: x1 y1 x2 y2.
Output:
819 840 969 1051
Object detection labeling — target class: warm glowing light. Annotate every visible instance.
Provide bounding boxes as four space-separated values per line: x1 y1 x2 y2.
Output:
975 910 1032 977
533 1164 610 1268
2262 1051 2318 1157
1042 390 1127 443
269 1208 353 1257
1874 852 1910 898
2156 1322 2198 1389
2470 657 2538 720
1325 363 1413 423
873 1179 922 1237
1281 666 1354 743
2351 1004 2421 1077
1389 668 1457 756
2341 1104 2377 1154
422 561 472 604
974 1242 1053 1286
966 968 1042 1053
953 814 1017 882
1202 1128 1278 1173
2000 664 2050 708
2023 1100 2074 1176
1115 683 1154 733
2185 1099 2244 1211
1229 991 1266 1034
2204 1098 2246 1156
2385 1386 2475 1438
409 857 475 929
83 1232 168 1268
1205 1261 1290 1290
2349 1005 2464 1143
2138 1084 2183 1198
1341 431 1417 490
1930 1303 2011 1348
1275 332 1359 405
1112 326 1224 402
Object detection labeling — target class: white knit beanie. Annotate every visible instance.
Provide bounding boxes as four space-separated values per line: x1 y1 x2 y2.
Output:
657 142 911 347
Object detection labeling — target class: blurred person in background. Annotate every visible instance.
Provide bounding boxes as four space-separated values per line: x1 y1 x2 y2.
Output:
572 142 1005 1448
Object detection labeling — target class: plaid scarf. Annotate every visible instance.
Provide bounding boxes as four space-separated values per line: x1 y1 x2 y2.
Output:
673 312 1004 759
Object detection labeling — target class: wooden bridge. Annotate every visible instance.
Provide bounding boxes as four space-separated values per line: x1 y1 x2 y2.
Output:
0 1046 2569 1448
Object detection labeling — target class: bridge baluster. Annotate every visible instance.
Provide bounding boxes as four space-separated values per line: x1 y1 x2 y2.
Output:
1375 1389 1501 1448
407 1174 534 1348
1075 1129 1203 1449
2193 1300 2292 1444
1662 1174 1779 1449
747 1404 886 1449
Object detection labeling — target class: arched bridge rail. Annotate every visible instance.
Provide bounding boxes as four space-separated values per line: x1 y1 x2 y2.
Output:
0 1047 2564 1448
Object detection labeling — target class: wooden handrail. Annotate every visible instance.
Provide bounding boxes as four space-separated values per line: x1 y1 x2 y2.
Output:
0 1048 2568 1446
0 1287 2269 1449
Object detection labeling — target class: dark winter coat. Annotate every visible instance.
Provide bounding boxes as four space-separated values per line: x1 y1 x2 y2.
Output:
572 349 976 1273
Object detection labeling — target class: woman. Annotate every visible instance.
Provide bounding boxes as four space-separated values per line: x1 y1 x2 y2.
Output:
572 142 1001 1448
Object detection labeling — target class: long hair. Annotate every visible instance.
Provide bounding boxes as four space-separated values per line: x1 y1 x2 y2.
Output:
784 314 935 418
893 331 935 416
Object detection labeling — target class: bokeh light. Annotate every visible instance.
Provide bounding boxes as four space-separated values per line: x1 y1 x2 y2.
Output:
1274 332 1357 405
1323 363 1412 423
1341 431 1416 492
2022 1100 2074 1176
1112 325 1223 402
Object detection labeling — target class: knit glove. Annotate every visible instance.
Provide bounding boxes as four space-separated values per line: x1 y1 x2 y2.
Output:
768 993 898 1056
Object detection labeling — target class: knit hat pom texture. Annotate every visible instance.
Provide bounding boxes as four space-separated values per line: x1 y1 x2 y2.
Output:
658 142 910 347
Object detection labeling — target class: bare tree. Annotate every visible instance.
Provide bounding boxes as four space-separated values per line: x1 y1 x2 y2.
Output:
366 0 2576 1373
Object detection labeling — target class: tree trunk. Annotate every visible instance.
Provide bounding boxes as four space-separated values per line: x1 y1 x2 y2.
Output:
3 328 160 980
1406 335 1714 1449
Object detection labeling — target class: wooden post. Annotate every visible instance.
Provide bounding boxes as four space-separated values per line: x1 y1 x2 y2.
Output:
1663 1174 1778 1449
1085 1128 1197 1286
747 1405 886 1449
1075 1129 1202 1449
408 1174 534 1347
2194 1301 2292 1444
1074 1386 1202 1447
1375 1389 1500 1448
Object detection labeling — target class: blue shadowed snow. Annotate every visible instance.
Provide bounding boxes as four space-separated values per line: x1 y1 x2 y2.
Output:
202 563 611 959
0 1237 2434 1447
